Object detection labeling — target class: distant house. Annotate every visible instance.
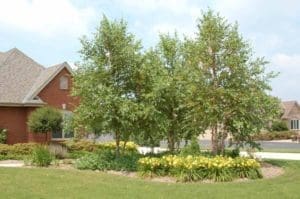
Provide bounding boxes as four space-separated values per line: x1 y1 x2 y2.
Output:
281 101 300 131
0 48 78 144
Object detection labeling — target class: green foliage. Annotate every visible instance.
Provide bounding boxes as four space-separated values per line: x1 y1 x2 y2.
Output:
75 153 100 170
138 155 262 182
224 148 240 158
183 9 280 154
271 121 288 131
27 107 62 133
63 140 99 152
0 143 39 160
73 16 144 155
30 145 53 167
73 10 280 154
180 137 201 156
63 140 138 154
75 149 140 171
147 34 198 151
0 128 7 144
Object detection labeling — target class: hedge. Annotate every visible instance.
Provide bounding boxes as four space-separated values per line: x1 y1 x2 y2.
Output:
0 143 39 160
63 140 138 153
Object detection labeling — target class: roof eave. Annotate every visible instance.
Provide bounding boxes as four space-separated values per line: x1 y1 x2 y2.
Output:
0 102 46 107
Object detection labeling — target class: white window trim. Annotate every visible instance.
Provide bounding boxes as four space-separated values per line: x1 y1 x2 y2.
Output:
59 75 69 90
290 119 300 130
51 110 73 140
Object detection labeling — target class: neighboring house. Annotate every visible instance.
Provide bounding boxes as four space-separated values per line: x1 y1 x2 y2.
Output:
281 101 300 131
0 48 78 144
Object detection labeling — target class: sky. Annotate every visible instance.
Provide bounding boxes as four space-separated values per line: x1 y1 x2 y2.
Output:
0 0 300 101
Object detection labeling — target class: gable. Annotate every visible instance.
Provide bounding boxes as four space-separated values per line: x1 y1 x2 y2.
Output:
24 62 73 103
0 48 43 105
37 68 77 111
281 101 300 120
0 48 73 107
287 104 300 119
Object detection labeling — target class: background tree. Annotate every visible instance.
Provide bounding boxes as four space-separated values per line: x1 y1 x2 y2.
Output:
185 10 280 154
73 16 143 156
27 107 62 141
130 49 165 151
148 33 198 151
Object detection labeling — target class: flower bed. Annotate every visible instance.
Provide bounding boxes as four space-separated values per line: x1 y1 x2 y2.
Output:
138 155 262 182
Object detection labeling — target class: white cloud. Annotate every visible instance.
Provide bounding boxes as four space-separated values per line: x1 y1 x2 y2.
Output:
0 0 95 37
270 53 300 100
151 23 196 38
119 0 200 15
272 54 300 70
152 23 179 34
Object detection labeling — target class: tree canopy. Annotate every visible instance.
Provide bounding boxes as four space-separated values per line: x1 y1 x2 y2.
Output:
73 11 280 155
27 107 62 134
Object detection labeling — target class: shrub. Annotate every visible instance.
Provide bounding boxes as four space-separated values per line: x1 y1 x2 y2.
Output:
48 143 69 159
63 140 138 154
138 155 262 182
27 107 62 133
30 145 53 167
75 153 100 170
271 121 288 131
102 141 138 153
0 129 7 144
63 140 98 152
75 149 141 171
252 131 297 141
180 137 201 156
224 148 240 158
0 143 39 160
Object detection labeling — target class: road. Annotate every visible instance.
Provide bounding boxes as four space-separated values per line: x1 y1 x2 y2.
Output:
159 140 300 151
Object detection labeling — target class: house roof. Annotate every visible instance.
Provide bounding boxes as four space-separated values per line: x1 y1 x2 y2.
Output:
281 101 300 119
0 48 72 106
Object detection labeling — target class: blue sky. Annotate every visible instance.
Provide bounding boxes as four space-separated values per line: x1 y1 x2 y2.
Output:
0 0 300 101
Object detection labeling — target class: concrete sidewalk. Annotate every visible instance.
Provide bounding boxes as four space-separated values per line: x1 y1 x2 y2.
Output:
240 151 300 160
0 160 24 167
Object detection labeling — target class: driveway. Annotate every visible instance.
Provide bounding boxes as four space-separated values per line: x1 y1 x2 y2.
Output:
240 151 300 160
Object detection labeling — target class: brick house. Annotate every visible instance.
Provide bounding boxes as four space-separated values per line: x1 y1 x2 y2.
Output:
281 101 300 131
0 48 78 144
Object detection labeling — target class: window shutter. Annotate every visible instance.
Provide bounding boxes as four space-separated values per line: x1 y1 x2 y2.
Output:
60 76 68 90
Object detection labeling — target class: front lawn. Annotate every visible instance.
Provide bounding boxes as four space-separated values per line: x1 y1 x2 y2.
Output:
0 160 299 199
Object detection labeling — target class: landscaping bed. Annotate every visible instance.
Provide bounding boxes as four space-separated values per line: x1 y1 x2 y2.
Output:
252 131 298 141
0 140 287 183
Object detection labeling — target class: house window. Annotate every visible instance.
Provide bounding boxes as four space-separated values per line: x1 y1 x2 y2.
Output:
290 120 299 130
59 76 68 90
52 111 74 140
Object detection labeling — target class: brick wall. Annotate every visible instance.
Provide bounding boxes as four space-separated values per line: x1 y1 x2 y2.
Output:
0 107 28 144
38 68 78 111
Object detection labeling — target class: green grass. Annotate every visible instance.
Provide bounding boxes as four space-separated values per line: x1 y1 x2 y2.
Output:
0 160 300 199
